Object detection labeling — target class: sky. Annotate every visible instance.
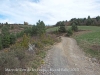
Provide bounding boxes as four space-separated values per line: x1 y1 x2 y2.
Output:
0 0 100 25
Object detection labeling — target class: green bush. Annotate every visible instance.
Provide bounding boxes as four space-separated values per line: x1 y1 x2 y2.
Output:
24 27 32 35
1 26 10 35
36 20 46 36
0 36 2 50
2 35 10 48
71 23 78 32
31 25 37 36
66 28 73 36
16 31 24 38
58 22 66 33
10 33 16 44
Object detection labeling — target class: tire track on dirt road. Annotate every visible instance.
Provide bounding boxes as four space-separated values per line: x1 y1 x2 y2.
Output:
38 37 100 75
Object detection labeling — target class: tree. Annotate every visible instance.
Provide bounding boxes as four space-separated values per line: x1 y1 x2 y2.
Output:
55 21 61 26
0 35 3 50
21 34 30 48
5 22 8 25
31 25 37 35
1 26 9 35
88 16 91 19
71 23 78 32
2 35 10 48
66 28 73 36
1 26 10 48
9 33 16 44
24 21 28 25
58 22 66 33
36 20 46 36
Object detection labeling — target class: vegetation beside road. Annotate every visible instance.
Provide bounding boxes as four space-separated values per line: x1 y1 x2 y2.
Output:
72 26 100 60
0 20 59 75
47 25 100 62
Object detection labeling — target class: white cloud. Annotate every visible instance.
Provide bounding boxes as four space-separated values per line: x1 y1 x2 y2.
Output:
0 0 100 25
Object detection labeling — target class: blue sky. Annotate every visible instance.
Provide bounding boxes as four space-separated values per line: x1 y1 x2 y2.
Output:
0 0 100 25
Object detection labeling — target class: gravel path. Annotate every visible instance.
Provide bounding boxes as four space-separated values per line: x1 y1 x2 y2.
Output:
38 37 100 75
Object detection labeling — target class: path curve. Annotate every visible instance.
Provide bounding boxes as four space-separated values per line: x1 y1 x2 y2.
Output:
38 37 100 75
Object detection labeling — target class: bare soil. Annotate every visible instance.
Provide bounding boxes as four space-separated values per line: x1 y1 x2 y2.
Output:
38 37 100 75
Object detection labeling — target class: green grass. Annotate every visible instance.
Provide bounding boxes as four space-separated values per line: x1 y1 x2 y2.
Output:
47 26 100 58
46 27 59 32
72 26 100 58
46 26 71 32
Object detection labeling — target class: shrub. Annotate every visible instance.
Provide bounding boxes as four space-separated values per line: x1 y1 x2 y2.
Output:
36 20 46 36
24 27 32 35
58 22 66 33
0 52 20 75
21 34 30 48
35 41 44 49
11 25 14 29
66 28 73 36
0 35 2 50
1 26 10 35
14 49 25 61
71 23 78 32
10 33 16 44
31 25 37 36
2 35 10 48
16 31 24 38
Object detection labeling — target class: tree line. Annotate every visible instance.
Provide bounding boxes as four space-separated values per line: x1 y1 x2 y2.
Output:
70 16 100 26
55 16 100 26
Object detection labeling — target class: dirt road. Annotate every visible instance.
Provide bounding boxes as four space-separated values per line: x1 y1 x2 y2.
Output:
38 37 100 75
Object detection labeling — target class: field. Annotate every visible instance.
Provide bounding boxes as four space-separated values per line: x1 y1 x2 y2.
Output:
46 26 69 32
72 26 100 58
47 26 100 59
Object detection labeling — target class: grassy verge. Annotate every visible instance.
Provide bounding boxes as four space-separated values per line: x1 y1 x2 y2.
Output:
72 26 100 59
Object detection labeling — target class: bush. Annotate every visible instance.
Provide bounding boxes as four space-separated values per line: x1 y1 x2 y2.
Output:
0 35 2 50
16 31 24 38
36 20 46 36
24 27 32 35
31 25 37 36
2 35 10 48
10 33 16 44
58 22 66 33
14 48 26 61
66 28 73 36
0 52 20 75
21 34 30 48
71 23 78 32
1 26 10 35
35 41 44 49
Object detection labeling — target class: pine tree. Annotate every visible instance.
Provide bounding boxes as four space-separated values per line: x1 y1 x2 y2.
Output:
31 25 37 35
71 23 78 32
2 35 10 48
0 35 3 50
1 26 10 48
58 22 66 33
37 20 46 36
21 34 30 48
10 33 16 44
